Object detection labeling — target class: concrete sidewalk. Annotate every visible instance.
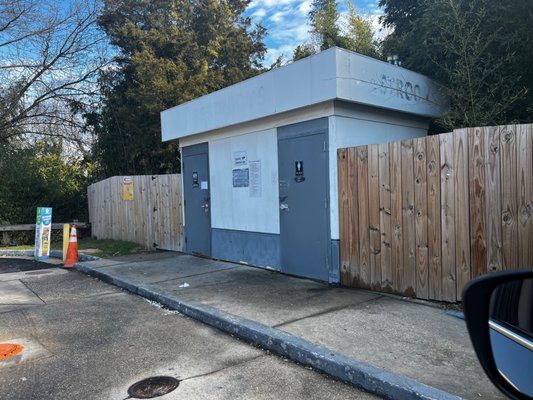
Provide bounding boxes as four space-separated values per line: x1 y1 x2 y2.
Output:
73 252 503 400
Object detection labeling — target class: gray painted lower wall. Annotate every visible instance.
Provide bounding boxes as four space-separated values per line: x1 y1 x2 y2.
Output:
211 229 341 284
330 240 340 284
212 229 281 269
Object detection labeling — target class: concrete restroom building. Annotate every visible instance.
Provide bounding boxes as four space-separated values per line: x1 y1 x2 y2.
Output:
160 47 447 283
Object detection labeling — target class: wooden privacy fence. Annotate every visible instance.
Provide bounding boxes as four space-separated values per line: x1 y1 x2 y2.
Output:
88 175 183 251
337 124 533 302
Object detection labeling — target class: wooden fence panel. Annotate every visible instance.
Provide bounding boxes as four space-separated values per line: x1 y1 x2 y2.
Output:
338 123 533 302
357 147 371 288
517 124 533 267
469 127 487 278
401 139 416 296
440 133 457 302
500 125 518 270
87 174 183 252
347 148 360 283
414 137 429 299
454 129 471 300
338 149 351 284
368 145 382 290
426 135 442 300
379 142 393 291
485 127 503 272
390 141 404 293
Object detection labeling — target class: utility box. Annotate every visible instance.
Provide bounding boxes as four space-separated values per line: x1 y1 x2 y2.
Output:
161 47 448 283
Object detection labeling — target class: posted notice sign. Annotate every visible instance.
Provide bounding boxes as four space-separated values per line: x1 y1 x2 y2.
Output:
34 207 52 260
123 176 134 201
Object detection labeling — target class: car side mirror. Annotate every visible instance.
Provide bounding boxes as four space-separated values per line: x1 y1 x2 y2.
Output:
463 269 533 400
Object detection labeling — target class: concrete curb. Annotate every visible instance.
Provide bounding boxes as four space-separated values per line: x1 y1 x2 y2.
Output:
74 261 462 400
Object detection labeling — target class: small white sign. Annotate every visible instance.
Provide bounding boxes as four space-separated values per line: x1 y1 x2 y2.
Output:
200 181 208 190
233 151 247 166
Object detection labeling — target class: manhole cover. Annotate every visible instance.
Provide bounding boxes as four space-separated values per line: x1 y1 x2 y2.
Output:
128 376 179 399
0 343 24 360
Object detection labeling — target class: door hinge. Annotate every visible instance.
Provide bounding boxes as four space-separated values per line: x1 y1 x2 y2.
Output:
323 141 327 152
325 197 328 209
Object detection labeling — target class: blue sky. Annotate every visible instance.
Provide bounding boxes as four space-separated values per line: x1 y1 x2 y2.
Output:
244 0 384 66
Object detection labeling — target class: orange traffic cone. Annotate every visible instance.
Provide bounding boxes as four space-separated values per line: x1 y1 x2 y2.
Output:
64 224 79 268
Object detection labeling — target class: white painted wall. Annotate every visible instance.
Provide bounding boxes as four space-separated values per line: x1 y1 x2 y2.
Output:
328 114 428 240
209 129 280 234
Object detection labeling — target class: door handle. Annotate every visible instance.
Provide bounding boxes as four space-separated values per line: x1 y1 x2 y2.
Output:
280 203 289 211
201 203 209 213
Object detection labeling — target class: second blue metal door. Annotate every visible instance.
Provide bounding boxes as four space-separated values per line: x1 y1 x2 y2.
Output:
278 130 329 281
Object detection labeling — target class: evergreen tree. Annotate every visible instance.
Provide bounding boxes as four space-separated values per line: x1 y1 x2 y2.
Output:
293 1 381 61
379 0 533 128
89 0 266 177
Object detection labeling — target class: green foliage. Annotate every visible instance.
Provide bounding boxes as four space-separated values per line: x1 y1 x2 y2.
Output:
343 1 380 58
89 0 266 178
0 141 90 224
294 0 381 61
292 44 317 62
379 0 533 129
1 238 144 256
309 0 348 50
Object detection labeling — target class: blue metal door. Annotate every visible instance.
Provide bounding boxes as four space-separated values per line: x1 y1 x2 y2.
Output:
183 144 211 256
278 130 329 281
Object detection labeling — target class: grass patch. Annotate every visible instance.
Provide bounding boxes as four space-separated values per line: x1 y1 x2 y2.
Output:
1 238 145 258
0 244 34 250
74 238 145 258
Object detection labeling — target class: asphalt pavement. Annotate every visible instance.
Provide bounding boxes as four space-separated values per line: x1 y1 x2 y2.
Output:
0 252 505 399
0 258 377 400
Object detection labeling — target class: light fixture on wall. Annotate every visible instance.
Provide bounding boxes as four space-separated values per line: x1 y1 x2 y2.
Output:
387 55 402 67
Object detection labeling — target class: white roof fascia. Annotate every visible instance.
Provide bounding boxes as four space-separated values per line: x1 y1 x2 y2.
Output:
161 47 447 142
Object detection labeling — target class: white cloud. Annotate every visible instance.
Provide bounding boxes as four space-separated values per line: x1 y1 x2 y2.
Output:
252 8 267 18
246 1 386 65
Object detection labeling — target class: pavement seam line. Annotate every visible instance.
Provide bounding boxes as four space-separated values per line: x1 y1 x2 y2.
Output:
179 354 265 382
272 295 384 328
148 265 243 285
74 261 464 400
18 280 47 305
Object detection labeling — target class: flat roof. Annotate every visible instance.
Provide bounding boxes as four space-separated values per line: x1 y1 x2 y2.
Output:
161 47 448 141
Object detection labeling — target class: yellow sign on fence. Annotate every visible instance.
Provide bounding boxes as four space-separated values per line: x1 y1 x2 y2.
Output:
122 176 134 201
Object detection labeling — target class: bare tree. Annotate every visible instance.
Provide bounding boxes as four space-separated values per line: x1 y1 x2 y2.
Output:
0 0 110 147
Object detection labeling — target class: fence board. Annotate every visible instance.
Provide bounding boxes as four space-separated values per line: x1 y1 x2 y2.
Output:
337 149 351 284
379 142 393 291
401 139 416 297
500 125 518 270
368 144 382 290
517 124 533 267
426 135 442 300
414 137 429 299
357 147 371 288
485 127 503 272
88 174 183 251
440 133 457 302
390 141 404 293
348 148 360 284
454 129 471 300
469 127 487 278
